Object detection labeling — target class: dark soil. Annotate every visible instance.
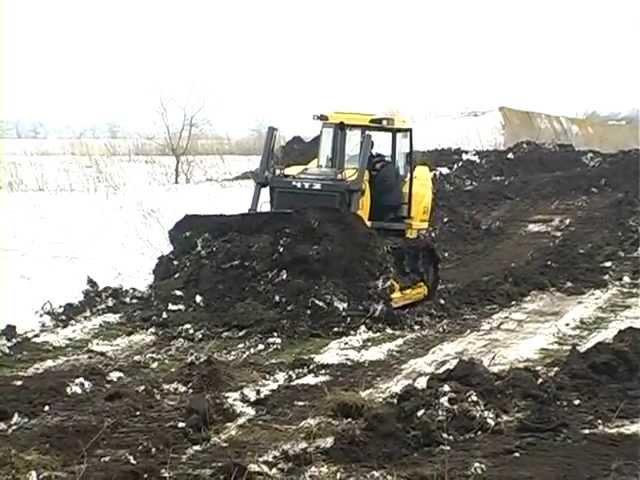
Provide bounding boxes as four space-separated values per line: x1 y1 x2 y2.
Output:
414 142 639 323
228 134 320 179
152 209 398 337
276 134 320 168
0 352 239 479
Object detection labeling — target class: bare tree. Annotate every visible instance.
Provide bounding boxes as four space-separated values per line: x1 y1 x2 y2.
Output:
14 121 24 139
0 121 10 138
179 155 196 183
106 122 122 139
29 121 47 139
158 99 202 184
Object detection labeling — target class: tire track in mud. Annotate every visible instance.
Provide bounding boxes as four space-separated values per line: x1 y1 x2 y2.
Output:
370 280 640 398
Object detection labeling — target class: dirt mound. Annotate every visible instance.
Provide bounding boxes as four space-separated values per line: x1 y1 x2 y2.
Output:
227 134 320 180
414 143 640 321
42 280 149 326
550 327 640 424
276 134 319 167
329 359 555 463
150 209 397 337
560 327 640 384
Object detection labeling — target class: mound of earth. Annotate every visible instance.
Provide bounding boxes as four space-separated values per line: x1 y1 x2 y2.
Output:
413 142 639 321
329 360 555 463
552 327 640 422
276 134 320 167
560 327 640 384
151 209 399 337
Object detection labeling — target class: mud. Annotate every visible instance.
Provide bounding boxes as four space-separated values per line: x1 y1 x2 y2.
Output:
0 348 240 479
42 280 149 327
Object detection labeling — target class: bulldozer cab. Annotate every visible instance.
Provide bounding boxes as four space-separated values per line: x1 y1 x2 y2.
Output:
250 112 434 238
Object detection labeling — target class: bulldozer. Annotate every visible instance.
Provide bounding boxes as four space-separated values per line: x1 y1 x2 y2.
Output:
250 112 439 308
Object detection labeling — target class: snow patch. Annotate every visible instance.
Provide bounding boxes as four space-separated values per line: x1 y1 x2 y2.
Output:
374 284 638 397
313 326 412 365
579 299 640 351
87 329 156 354
106 370 125 382
162 382 189 394
291 373 331 385
583 419 640 436
33 313 120 347
66 377 93 395
21 354 89 376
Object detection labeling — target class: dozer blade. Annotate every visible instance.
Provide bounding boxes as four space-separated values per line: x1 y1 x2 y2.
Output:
389 280 429 308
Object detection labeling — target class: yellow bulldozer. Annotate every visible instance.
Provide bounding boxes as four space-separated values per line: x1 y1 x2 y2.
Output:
250 112 439 308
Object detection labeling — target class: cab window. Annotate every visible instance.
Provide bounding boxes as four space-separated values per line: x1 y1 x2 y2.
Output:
344 127 363 168
367 130 392 161
318 126 334 168
395 131 411 177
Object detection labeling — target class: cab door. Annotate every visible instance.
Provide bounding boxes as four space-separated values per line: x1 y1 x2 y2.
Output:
395 129 412 218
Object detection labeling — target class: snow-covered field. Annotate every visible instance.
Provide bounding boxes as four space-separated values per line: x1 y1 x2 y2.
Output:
0 154 264 332
412 110 504 150
0 154 259 192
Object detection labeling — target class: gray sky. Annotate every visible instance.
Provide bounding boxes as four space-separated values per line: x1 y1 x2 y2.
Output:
2 0 638 136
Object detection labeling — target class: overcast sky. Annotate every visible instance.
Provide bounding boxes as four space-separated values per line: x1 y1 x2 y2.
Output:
1 0 638 136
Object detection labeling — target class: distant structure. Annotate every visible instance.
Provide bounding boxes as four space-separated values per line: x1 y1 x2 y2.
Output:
499 107 639 153
412 107 639 152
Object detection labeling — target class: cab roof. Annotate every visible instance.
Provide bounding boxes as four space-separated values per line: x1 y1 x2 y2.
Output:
313 112 411 129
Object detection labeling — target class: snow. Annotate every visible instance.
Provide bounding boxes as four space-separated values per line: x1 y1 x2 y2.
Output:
0 153 259 192
224 371 290 417
87 329 156 355
583 419 640 436
162 382 189 394
32 313 121 347
66 377 93 395
313 326 413 365
21 355 89 376
106 370 125 382
0 174 261 332
252 436 335 475
217 371 290 440
218 368 332 441
167 303 185 311
374 283 639 397
291 373 332 385
579 301 640 351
